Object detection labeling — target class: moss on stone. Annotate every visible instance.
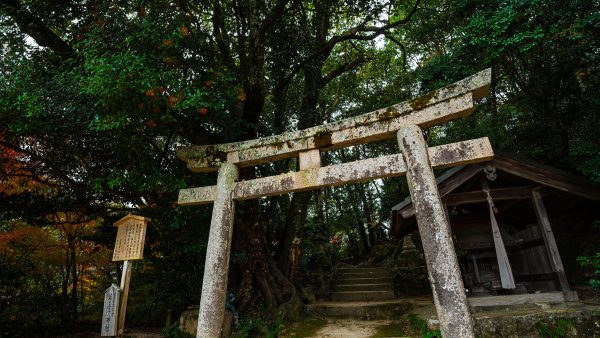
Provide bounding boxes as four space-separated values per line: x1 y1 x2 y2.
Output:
372 320 410 337
283 317 328 337
408 90 436 111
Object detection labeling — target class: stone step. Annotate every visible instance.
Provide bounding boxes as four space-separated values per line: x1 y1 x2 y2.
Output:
337 271 392 279
335 277 391 285
332 290 395 302
468 291 574 313
307 300 414 319
337 267 391 274
335 283 394 292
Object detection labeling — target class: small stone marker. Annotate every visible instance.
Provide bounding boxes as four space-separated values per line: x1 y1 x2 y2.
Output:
101 284 119 336
112 215 149 261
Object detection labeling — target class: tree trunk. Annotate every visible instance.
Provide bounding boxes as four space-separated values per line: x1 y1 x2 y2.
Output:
276 0 333 272
71 246 77 320
229 0 298 314
277 192 312 275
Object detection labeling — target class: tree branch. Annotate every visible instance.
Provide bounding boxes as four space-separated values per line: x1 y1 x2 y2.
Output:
321 54 368 86
286 0 421 83
259 0 289 36
384 32 407 71
0 140 81 188
323 0 422 52
211 0 236 70
0 0 75 58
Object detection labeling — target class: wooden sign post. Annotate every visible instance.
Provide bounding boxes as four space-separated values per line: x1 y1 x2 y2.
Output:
177 69 493 338
110 214 150 337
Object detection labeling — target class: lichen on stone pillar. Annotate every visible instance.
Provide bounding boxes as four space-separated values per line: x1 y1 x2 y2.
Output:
397 125 474 338
197 162 238 338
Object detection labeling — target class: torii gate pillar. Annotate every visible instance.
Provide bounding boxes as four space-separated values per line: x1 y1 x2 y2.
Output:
197 162 238 338
398 125 475 337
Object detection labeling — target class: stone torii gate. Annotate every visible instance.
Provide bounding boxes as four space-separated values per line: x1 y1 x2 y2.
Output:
177 69 493 338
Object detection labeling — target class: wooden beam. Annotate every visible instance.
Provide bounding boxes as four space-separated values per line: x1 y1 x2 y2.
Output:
399 164 485 218
177 69 491 172
531 190 570 292
178 137 493 206
492 156 600 200
515 272 557 282
506 237 544 252
444 186 532 206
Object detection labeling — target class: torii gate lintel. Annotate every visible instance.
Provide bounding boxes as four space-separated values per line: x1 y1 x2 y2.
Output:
178 69 492 338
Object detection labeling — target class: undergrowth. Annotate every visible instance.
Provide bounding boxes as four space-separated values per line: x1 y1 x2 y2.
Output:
161 321 194 338
234 311 286 338
408 313 441 338
535 317 575 338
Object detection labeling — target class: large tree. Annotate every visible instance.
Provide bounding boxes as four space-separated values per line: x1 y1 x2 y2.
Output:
0 0 423 329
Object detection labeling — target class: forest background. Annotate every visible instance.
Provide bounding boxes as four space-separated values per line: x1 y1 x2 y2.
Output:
1 0 599 336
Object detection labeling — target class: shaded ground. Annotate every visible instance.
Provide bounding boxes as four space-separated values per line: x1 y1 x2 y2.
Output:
285 297 600 338
282 317 413 338
51 327 162 338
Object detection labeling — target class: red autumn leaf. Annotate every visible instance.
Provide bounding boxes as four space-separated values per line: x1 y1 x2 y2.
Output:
167 95 180 107
146 119 157 128
180 26 190 36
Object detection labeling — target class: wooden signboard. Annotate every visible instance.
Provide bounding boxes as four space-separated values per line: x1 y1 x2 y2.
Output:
112 215 150 261
101 284 119 336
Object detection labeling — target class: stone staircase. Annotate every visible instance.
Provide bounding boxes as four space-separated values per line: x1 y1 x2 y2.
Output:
308 266 422 319
332 267 395 302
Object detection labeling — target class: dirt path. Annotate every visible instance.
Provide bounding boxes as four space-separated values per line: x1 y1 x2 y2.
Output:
284 317 411 338
311 319 391 337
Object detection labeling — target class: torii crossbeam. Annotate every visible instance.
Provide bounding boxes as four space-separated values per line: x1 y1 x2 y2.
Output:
177 69 493 338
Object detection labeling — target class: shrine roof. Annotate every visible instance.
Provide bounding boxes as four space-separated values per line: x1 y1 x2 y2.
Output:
391 154 600 216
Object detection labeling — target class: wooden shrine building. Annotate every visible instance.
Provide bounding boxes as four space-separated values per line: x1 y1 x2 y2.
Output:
391 154 600 299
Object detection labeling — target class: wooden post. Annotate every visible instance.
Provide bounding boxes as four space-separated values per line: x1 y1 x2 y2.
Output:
117 260 132 336
197 162 239 338
481 176 515 289
531 190 570 291
397 125 474 338
471 256 481 284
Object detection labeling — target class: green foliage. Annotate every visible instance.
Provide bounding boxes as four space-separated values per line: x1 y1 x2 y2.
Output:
161 321 194 338
408 313 427 332
577 252 600 289
236 311 285 338
453 234 467 259
413 0 600 184
408 313 441 338
535 317 575 338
